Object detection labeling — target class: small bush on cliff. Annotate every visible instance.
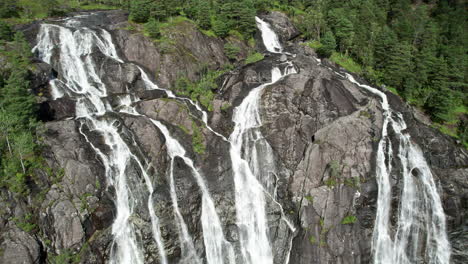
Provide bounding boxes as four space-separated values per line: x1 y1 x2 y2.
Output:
145 17 161 39
341 215 357 225
191 122 205 154
224 43 240 60
245 52 264 64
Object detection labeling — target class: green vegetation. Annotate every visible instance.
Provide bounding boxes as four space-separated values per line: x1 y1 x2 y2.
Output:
176 68 228 111
284 0 467 146
12 213 37 232
0 1 124 24
224 43 241 61
48 249 81 264
309 235 317 244
127 0 257 39
341 215 358 225
344 177 360 189
245 52 264 64
330 52 362 74
191 122 205 155
0 30 43 195
220 102 231 112
316 31 335 58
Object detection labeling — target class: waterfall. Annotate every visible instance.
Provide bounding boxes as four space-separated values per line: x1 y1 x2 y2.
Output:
33 21 167 264
149 120 235 264
138 68 228 140
345 74 451 264
132 66 236 264
255 17 283 53
229 18 296 264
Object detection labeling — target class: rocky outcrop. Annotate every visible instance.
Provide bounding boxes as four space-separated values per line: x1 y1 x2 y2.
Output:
0 226 42 264
261 11 300 42
112 17 229 89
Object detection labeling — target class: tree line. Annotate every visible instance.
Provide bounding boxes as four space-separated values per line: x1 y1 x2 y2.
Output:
0 23 41 194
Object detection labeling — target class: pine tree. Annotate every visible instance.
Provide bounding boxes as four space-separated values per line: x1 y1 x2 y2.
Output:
383 42 413 89
130 0 151 23
0 21 13 41
374 26 397 70
317 31 336 58
196 0 211 30
145 17 160 39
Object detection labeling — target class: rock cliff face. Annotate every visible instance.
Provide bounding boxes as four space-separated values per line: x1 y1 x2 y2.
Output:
0 10 466 264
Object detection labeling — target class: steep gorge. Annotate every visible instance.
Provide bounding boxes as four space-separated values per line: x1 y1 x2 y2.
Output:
0 10 466 264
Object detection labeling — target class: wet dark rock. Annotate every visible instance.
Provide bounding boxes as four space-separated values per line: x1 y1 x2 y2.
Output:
39 97 76 121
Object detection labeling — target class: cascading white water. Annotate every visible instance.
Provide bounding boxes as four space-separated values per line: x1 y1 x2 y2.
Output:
138 68 228 140
228 18 297 264
229 66 289 264
149 120 235 264
255 17 283 53
33 21 167 264
346 74 451 264
131 66 236 264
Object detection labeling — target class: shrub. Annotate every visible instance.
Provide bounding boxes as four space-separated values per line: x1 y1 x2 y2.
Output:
224 43 240 60
316 31 336 58
0 21 13 41
341 215 357 225
145 18 160 39
245 52 264 64
130 0 150 23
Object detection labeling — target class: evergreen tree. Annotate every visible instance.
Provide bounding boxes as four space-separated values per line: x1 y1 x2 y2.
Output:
0 0 19 18
317 31 336 58
0 20 12 41
374 26 397 70
195 0 211 30
383 42 413 89
145 17 160 38
130 0 151 23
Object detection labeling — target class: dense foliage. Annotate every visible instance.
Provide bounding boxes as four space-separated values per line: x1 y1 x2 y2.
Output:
291 0 467 144
0 28 41 194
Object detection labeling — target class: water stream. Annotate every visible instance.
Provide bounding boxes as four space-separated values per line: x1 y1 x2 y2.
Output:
34 21 167 264
228 17 297 264
346 74 450 264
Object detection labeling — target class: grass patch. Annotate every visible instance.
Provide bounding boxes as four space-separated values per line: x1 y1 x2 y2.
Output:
306 40 322 49
12 213 37 233
201 29 217 38
245 52 264 64
220 102 231 112
76 3 119 10
432 123 458 138
344 177 360 189
386 85 400 95
341 215 358 225
330 52 362 74
192 122 205 155
159 16 192 32
309 235 317 244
